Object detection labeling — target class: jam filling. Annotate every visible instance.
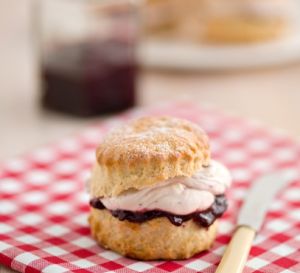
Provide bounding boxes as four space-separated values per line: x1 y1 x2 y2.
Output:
90 195 227 227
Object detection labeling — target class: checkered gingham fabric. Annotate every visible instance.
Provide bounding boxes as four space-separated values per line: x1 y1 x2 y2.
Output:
1 102 300 273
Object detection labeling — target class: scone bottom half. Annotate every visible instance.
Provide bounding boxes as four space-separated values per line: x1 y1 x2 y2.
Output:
88 116 231 260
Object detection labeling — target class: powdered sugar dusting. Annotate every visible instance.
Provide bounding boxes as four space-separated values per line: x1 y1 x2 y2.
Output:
97 116 209 160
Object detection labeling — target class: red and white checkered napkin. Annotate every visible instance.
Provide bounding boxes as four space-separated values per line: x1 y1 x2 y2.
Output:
1 102 300 273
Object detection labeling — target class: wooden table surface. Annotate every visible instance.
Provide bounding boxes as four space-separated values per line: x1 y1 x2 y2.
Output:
1 1 300 272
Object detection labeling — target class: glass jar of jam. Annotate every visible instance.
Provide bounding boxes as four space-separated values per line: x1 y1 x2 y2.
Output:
37 0 139 116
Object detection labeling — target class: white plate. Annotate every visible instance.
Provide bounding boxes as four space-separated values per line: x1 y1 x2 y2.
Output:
138 31 300 71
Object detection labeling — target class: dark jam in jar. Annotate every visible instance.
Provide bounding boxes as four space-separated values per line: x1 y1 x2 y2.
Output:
41 39 136 116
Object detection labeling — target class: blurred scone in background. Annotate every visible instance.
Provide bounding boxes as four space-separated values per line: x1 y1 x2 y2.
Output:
143 0 298 43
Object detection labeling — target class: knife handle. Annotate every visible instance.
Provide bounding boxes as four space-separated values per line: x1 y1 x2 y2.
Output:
215 225 256 273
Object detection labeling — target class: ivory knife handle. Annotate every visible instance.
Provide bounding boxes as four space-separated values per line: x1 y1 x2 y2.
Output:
215 225 256 273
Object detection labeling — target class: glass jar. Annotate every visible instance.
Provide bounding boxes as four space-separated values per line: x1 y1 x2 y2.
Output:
37 0 139 116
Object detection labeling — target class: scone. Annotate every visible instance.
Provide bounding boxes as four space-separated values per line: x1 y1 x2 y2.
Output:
204 0 296 43
88 117 231 260
142 0 207 40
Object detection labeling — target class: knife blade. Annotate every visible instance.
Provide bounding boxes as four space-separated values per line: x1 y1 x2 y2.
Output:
215 170 297 273
238 170 296 231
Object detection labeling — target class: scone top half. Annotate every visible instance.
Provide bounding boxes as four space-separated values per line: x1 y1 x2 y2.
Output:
90 116 211 197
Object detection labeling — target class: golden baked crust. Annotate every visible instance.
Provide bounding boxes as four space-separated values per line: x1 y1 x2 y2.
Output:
89 208 218 260
204 17 286 43
91 117 210 197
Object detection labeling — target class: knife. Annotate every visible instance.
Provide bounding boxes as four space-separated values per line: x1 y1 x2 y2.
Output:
215 170 296 273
